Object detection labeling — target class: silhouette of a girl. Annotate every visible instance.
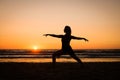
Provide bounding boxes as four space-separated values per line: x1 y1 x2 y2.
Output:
44 26 88 64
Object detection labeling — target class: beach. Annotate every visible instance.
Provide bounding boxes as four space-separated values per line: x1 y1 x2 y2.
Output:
0 62 120 80
0 49 120 80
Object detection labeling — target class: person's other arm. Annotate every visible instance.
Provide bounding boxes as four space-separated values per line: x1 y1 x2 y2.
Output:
71 36 89 42
43 34 63 38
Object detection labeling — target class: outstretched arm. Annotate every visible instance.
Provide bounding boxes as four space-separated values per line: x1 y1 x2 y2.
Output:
71 36 89 42
43 34 63 38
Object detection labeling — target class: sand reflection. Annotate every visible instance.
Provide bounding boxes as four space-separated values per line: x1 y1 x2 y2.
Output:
0 58 120 63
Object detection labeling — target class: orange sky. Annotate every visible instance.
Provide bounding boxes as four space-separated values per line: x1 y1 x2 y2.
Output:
0 0 120 49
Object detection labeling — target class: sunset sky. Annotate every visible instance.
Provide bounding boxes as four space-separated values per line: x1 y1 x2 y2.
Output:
0 0 120 49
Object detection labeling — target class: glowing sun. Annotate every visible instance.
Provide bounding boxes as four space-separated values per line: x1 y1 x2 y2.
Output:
33 46 38 50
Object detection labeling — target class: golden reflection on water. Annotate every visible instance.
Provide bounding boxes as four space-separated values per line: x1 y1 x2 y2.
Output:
0 58 120 63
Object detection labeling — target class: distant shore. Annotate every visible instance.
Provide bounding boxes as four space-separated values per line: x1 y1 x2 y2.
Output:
0 62 120 80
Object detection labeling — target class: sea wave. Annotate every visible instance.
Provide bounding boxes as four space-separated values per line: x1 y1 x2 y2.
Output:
0 49 120 58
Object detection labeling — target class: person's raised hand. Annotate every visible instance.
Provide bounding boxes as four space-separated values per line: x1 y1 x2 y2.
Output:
84 38 89 42
43 34 49 37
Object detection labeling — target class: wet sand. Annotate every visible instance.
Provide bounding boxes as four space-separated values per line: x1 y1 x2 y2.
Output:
0 62 120 80
0 58 120 63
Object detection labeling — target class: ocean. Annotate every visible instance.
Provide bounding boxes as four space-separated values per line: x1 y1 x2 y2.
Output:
0 49 120 62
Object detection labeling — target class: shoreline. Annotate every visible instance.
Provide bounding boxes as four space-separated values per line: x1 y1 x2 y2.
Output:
0 57 120 63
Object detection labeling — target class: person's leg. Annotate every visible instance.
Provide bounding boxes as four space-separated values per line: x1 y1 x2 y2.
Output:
69 50 83 64
52 50 63 64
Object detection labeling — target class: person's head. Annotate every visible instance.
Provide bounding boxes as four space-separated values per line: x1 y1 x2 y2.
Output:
64 26 71 35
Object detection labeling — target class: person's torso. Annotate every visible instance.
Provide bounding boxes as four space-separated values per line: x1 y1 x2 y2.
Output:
61 35 72 52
